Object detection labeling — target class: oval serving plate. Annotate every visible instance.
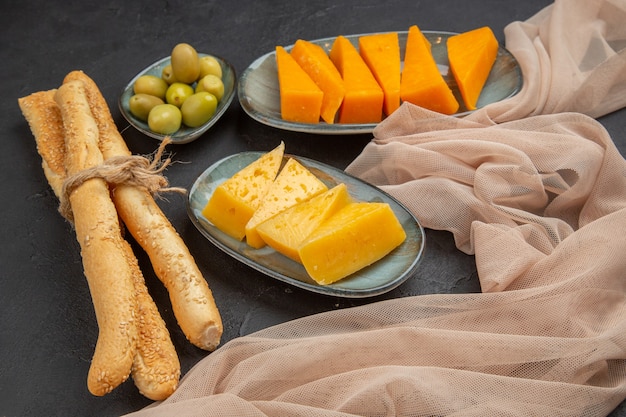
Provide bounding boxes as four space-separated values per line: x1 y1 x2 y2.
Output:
119 54 236 144
187 152 425 298
238 30 522 135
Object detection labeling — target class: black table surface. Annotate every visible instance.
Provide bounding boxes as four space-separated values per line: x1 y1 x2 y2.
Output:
3 0 626 416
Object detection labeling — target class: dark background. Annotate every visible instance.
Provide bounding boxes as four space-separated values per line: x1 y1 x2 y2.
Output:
2 0 625 415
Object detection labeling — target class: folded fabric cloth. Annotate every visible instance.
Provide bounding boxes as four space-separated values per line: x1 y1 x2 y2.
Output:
483 0 626 121
124 0 626 415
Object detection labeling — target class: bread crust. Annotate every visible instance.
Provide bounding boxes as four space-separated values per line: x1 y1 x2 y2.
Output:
54 80 138 396
122 238 180 400
18 90 66 198
64 71 223 351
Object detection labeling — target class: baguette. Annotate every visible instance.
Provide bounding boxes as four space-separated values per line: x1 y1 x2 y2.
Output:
53 80 138 396
20 84 181 399
64 71 223 351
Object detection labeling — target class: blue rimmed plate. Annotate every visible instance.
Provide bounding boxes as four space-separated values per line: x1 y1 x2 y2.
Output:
238 30 522 134
187 151 425 298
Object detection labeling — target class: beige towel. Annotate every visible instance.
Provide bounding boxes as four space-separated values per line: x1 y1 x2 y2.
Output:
125 0 626 415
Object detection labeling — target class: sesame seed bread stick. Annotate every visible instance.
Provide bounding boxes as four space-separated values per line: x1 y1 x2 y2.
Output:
64 71 183 393
54 80 137 396
123 238 180 400
64 71 223 351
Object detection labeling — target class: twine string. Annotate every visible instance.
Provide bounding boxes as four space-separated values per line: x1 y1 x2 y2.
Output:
59 137 186 223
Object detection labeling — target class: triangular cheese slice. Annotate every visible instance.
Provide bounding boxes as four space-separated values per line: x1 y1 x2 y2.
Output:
358 32 401 116
201 142 285 240
299 202 406 285
329 36 384 124
245 158 328 249
256 183 353 262
400 25 459 115
447 26 499 110
275 45 323 123
290 39 345 124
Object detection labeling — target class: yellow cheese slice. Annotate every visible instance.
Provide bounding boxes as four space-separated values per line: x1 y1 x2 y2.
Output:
447 26 499 110
358 32 401 116
201 142 285 240
256 183 353 262
329 35 384 124
245 158 328 249
275 45 323 123
291 39 345 124
400 25 459 114
298 202 406 285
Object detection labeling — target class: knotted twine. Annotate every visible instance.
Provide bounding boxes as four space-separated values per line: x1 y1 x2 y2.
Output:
59 137 186 224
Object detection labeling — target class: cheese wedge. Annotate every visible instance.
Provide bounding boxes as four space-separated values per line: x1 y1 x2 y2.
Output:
201 142 285 240
275 45 323 123
256 183 353 262
245 158 328 249
290 39 345 124
400 25 459 115
329 36 384 124
358 32 401 116
447 26 499 110
299 202 406 285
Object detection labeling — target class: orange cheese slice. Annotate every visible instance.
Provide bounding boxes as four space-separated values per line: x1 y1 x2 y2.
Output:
298 202 406 285
358 32 401 116
245 158 328 249
275 46 323 123
329 36 384 124
400 25 459 115
201 142 284 240
290 39 345 124
256 183 353 262
447 26 499 110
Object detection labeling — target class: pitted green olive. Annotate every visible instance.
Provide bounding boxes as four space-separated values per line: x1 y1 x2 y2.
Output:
165 82 194 107
170 43 200 84
181 92 218 127
195 74 224 101
133 75 168 100
129 93 164 121
148 104 182 134
161 64 177 84
198 55 223 79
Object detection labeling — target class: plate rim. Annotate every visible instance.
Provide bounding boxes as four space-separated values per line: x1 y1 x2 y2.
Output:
238 29 522 135
186 151 426 298
118 53 237 144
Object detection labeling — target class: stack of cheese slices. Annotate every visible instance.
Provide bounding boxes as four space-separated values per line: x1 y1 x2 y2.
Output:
202 142 407 285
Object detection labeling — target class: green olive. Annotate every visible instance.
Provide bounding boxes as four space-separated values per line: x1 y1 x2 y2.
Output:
128 93 164 121
133 75 168 100
198 55 223 79
148 104 182 134
170 43 200 84
181 92 218 128
161 64 177 84
195 74 225 101
165 82 194 107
